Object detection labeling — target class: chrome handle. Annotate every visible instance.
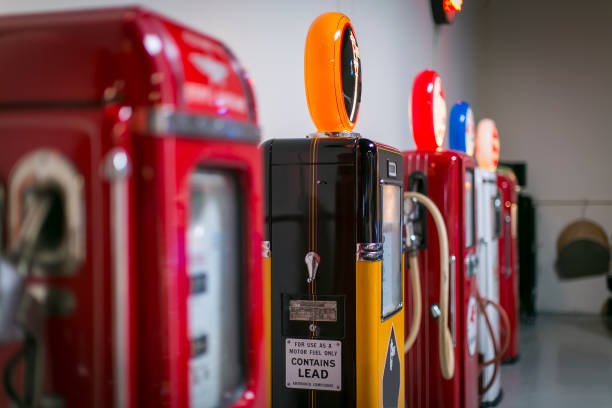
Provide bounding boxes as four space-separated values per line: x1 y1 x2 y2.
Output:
430 304 441 320
305 251 320 283
464 253 478 278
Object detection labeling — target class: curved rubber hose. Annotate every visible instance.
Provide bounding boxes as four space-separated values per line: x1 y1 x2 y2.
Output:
476 289 511 395
478 293 511 367
404 192 455 380
2 346 25 407
478 295 499 396
404 251 422 353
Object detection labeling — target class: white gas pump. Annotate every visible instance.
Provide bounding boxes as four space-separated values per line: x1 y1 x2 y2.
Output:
475 118 506 406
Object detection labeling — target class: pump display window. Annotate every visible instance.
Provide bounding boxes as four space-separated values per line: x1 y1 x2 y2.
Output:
187 170 245 407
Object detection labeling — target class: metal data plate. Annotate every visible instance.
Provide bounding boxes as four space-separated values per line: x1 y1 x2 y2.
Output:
289 300 337 322
281 294 346 339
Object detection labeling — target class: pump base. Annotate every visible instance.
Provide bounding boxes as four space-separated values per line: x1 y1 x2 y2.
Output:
502 354 520 365
480 389 503 408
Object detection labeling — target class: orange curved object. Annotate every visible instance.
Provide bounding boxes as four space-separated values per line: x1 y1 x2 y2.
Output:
304 12 361 133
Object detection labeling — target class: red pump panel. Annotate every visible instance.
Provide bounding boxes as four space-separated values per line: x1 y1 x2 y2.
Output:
0 108 125 408
0 7 266 408
497 171 519 362
403 150 479 408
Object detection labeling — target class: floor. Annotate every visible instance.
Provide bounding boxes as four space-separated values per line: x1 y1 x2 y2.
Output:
499 314 612 408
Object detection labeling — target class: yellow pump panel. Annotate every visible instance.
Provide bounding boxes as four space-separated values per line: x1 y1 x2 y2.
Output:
355 257 405 407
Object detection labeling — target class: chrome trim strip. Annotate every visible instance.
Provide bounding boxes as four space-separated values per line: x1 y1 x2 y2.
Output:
307 131 361 139
356 243 383 261
504 215 512 277
143 108 260 143
262 241 271 259
449 255 456 347
104 148 131 408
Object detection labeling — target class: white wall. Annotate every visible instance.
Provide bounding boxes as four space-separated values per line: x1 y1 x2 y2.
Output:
5 1 610 314
476 0 612 313
0 0 480 151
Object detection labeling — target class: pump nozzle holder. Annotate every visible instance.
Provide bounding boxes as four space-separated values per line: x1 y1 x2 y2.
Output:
304 12 361 133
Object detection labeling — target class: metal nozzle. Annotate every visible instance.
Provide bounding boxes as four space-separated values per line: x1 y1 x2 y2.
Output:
403 196 421 251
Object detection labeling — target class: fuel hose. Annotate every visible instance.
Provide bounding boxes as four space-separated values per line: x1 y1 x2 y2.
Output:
404 251 422 352
476 289 511 395
403 191 455 380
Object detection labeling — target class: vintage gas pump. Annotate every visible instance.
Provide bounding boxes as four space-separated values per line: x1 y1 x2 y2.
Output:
263 12 405 407
0 7 268 408
496 167 519 363
474 118 509 407
403 74 480 408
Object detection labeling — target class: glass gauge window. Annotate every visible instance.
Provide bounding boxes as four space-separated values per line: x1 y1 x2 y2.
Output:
340 25 361 123
187 170 244 408
381 184 402 318
464 170 475 248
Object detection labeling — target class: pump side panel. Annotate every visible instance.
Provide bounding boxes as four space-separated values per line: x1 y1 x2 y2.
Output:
403 150 464 408
459 157 479 408
497 174 519 361
265 138 357 407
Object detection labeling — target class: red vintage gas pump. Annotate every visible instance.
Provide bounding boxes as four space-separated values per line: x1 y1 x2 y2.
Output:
0 7 268 408
496 167 519 363
402 71 480 408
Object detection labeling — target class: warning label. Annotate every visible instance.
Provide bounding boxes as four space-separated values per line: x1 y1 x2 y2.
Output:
285 338 342 391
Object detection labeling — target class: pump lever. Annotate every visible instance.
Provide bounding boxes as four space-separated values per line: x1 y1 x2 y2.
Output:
9 196 51 269
305 251 320 283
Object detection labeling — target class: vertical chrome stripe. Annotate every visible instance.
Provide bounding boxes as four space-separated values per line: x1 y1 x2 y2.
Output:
104 148 131 408
504 215 512 277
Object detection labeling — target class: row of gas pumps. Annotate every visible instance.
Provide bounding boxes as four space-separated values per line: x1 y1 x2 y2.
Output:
0 7 520 408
